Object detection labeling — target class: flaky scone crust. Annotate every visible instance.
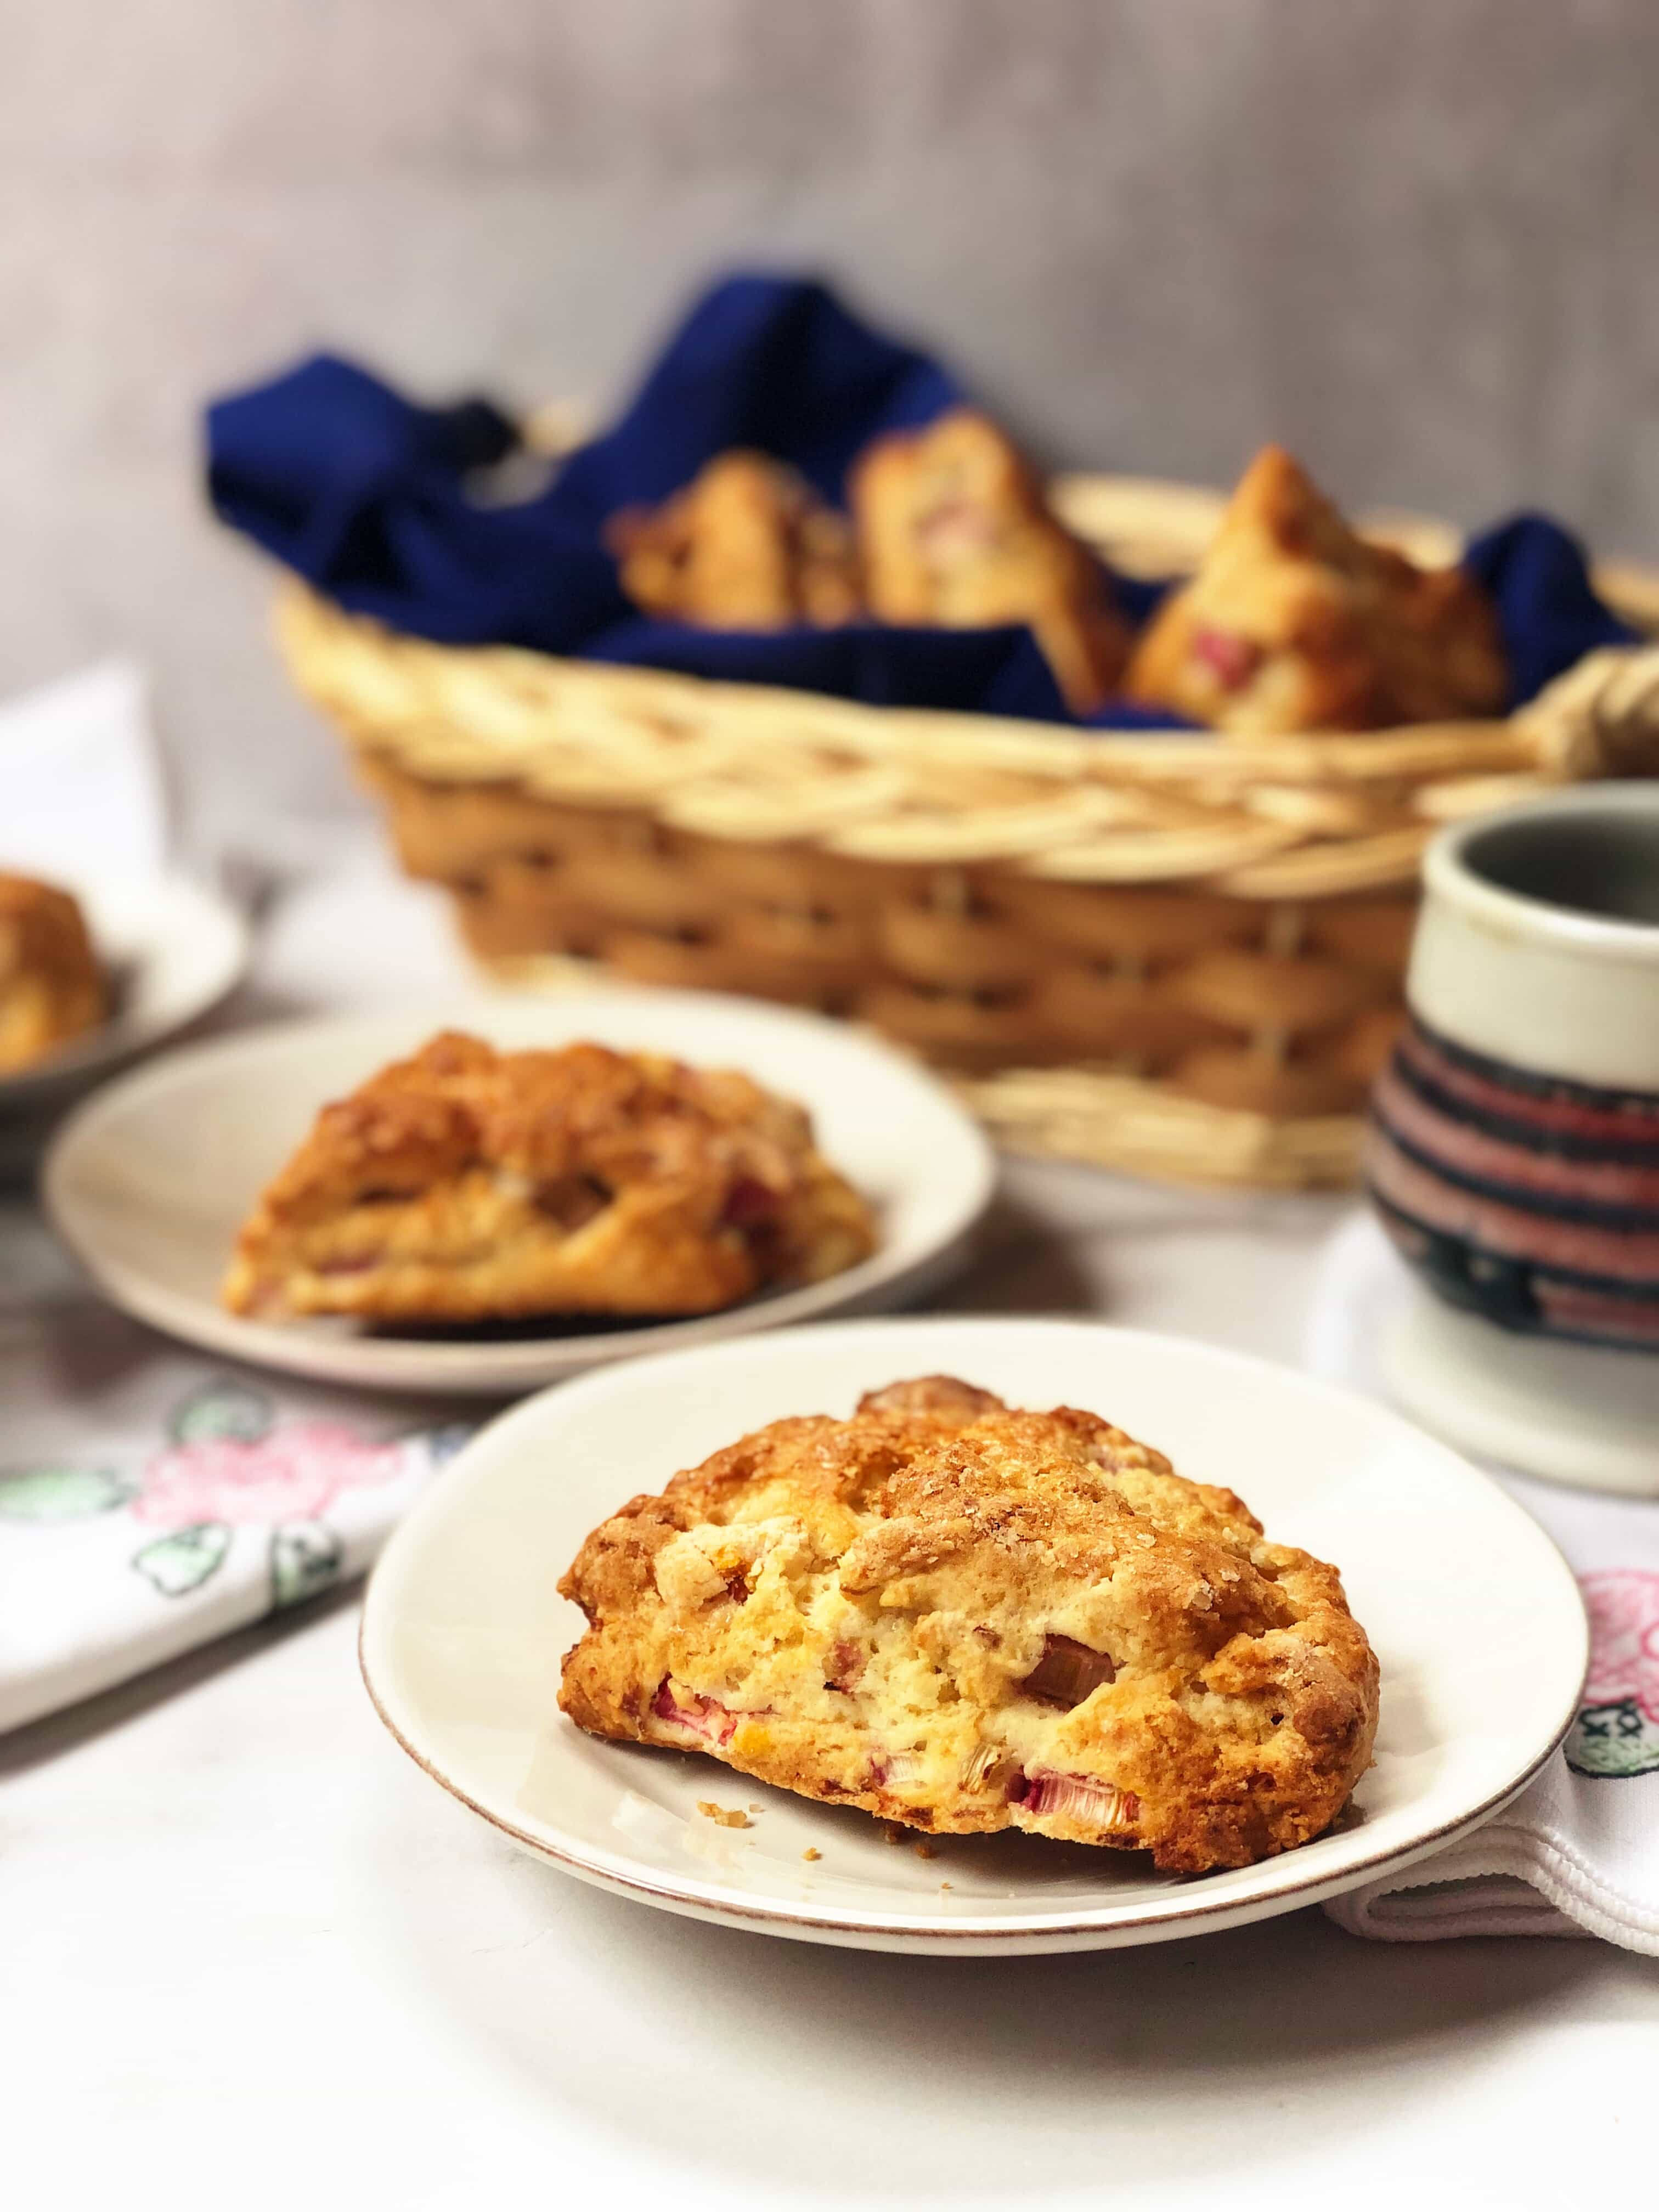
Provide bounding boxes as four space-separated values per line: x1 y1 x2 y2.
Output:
223 1030 876 1322
0 872 106 1075
559 1375 1379 1872
849 409 1131 715
605 452 862 630
1126 445 1507 733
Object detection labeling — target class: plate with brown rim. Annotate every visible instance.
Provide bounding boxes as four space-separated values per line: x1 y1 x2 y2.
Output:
358 1314 1588 1954
42 990 994 1396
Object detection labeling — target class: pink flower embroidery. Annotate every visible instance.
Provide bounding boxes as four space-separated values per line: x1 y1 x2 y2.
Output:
1581 1570 1659 1726
132 1421 406 1530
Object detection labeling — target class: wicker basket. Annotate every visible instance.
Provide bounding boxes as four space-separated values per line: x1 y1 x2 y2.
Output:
275 476 1659 1189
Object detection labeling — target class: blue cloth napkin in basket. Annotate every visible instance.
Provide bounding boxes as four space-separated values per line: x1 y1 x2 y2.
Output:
206 272 1634 725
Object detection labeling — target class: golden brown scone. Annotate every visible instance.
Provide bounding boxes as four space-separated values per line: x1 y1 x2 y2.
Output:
605 452 863 629
559 1374 1379 1872
222 1031 876 1323
0 873 106 1075
1125 445 1508 733
849 409 1131 715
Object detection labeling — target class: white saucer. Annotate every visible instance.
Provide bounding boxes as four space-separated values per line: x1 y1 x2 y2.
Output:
42 991 994 1398
0 873 247 1144
359 1314 1588 1955
1308 1212 1659 1499
1381 1286 1659 1498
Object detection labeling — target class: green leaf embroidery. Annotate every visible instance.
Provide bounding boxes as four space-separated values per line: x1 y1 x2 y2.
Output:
270 1522 343 1609
169 1378 273 1447
132 1522 232 1596
1566 1699 1659 1780
0 1465 136 1522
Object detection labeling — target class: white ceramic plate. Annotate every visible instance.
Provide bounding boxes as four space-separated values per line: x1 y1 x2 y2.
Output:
0 872 247 1116
359 1314 1588 1955
43 992 994 1397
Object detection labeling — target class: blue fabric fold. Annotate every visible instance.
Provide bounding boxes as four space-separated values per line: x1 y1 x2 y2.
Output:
209 352 629 652
1463 514 1636 709
545 273 961 529
205 272 1635 726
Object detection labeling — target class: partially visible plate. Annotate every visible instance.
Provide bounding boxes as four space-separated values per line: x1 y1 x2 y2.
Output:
43 991 995 1396
0 872 247 1127
360 1315 1588 1955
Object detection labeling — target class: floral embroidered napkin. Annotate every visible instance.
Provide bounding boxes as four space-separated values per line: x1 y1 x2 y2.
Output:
0 1203 472 1735
1307 1212 1659 1954
0 670 484 1739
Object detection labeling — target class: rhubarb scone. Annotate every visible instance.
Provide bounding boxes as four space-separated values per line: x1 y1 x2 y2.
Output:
605 451 864 629
849 409 1131 715
558 1375 1379 1872
0 873 106 1075
1126 444 1507 733
222 1031 876 1323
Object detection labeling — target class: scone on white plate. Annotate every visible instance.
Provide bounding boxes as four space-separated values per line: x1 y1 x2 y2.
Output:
223 1030 876 1324
558 1374 1379 1872
0 872 106 1075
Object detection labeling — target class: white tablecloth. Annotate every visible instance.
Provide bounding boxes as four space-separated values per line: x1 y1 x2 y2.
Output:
4 844 1655 2212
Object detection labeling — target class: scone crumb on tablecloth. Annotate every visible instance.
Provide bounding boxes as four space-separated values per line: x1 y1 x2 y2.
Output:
802 1847 822 1862
883 1822 908 1846
914 1839 938 1860
697 1801 752 1829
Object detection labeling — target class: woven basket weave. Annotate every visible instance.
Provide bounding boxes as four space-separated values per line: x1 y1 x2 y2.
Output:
276 476 1659 1189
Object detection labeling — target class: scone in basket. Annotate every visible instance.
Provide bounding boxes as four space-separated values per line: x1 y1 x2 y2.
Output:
276 477 1659 1190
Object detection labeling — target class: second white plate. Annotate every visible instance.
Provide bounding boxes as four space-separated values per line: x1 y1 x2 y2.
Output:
43 990 994 1396
0 872 248 1142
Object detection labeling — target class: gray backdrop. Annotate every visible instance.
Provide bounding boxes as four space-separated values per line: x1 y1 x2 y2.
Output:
5 0 1655 848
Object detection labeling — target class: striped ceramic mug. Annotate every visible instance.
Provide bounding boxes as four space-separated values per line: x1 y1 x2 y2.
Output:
1367 786 1659 1353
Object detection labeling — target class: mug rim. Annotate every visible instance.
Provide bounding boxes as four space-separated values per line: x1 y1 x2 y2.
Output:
1425 783 1659 968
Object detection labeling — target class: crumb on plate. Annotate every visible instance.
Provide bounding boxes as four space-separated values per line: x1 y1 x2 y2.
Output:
696 1800 752 1829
